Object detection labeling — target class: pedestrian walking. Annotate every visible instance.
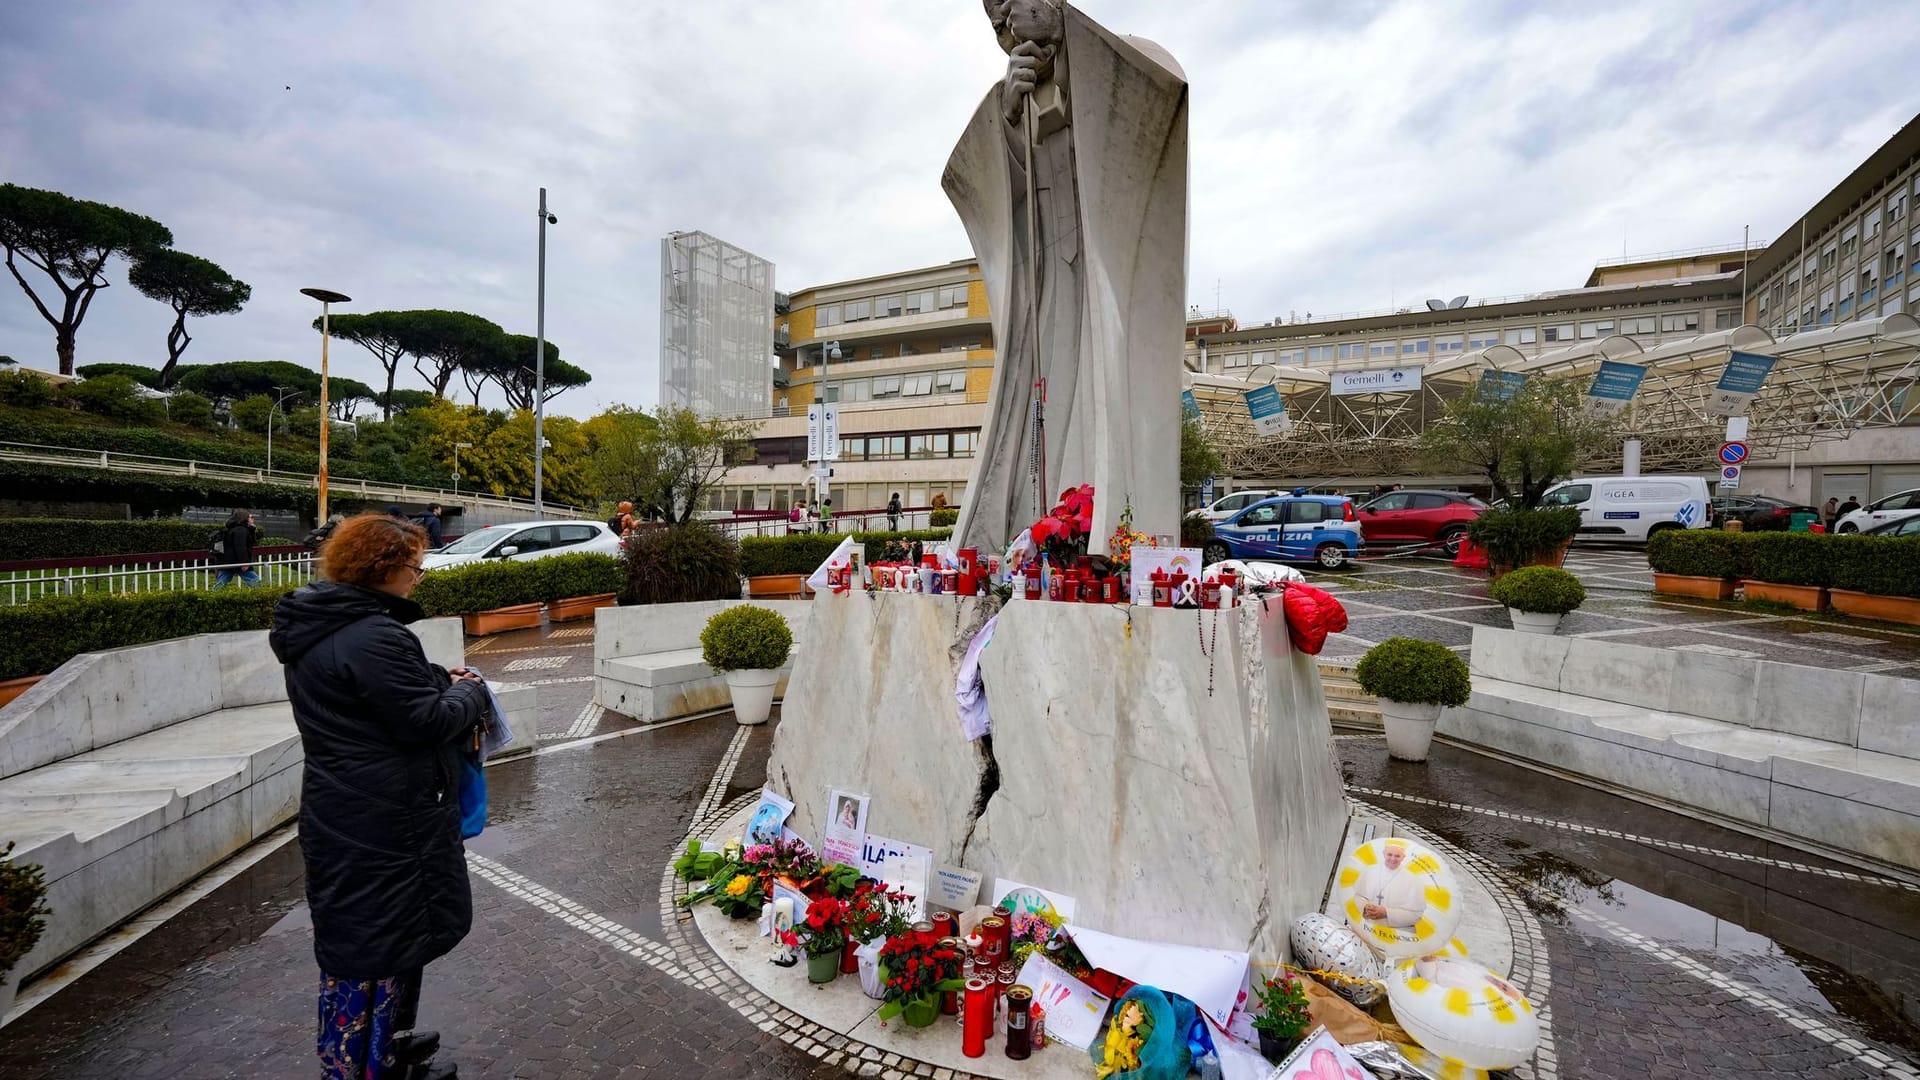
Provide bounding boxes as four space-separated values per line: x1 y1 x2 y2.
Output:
212 509 262 588
1838 494 1862 529
789 500 809 535
1822 497 1839 531
269 514 487 1080
412 503 444 549
887 491 903 532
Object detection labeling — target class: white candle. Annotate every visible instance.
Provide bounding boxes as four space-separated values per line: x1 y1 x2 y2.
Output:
773 897 795 933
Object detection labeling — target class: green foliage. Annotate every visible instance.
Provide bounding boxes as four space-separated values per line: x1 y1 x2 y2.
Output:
1251 974 1313 1040
1354 636 1471 708
1829 536 1920 599
672 840 725 882
1466 507 1581 571
174 360 321 405
737 529 953 577
1488 565 1587 614
0 369 56 407
1646 530 1752 580
929 508 958 528
1420 377 1617 507
0 459 323 515
379 388 436 414
62 374 165 424
0 586 291 681
0 517 264 561
496 334 591 409
1180 412 1223 489
1181 513 1217 548
588 406 758 523
411 559 545 617
167 390 216 429
623 523 743 605
700 604 794 673
535 552 625 603
817 862 864 900
76 363 163 388
0 841 52 979
1746 531 1835 587
229 394 276 433
0 182 173 374
127 249 250 380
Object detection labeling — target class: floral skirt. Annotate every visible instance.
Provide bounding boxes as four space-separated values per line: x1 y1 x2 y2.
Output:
317 968 422 1079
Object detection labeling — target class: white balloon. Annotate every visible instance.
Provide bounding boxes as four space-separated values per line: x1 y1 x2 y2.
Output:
1331 837 1464 959
1289 913 1385 1006
1386 954 1540 1070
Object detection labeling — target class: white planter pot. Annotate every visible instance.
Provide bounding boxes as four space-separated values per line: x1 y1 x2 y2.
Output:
1508 609 1563 636
1381 700 1442 762
724 668 779 726
855 938 887 1000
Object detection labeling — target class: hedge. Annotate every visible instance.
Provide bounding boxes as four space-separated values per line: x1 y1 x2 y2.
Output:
0 413 442 488
738 529 953 578
536 552 626 603
0 459 323 514
929 508 958 528
412 559 546 616
1746 532 1833 588
1646 530 1752 580
1829 535 1920 599
0 586 292 681
0 518 232 562
625 523 742 605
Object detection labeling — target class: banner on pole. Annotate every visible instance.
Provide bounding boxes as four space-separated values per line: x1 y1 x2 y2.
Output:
1706 351 1777 417
1243 383 1290 436
1181 389 1200 420
1586 361 1647 414
1478 370 1527 402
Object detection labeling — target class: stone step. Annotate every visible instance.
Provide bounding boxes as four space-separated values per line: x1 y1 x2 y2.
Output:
1322 681 1375 703
1329 702 1383 730
1317 661 1358 679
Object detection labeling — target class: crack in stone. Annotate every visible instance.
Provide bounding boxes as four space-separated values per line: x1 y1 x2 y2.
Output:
957 732 1000 864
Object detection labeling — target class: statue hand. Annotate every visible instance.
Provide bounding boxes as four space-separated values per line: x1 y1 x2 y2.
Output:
1000 40 1046 125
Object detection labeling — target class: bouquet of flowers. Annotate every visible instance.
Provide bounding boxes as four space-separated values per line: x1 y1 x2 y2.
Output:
1107 496 1151 578
875 930 965 1022
1250 972 1313 1052
677 862 765 919
797 897 849 958
844 881 916 945
1009 908 1064 968
1028 484 1095 566
741 836 818 894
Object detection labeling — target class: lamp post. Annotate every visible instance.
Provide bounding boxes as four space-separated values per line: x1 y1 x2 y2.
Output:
534 188 557 519
452 440 473 498
300 288 352 524
265 384 301 474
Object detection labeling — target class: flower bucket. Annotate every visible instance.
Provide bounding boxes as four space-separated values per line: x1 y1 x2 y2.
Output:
806 950 840 984
856 939 886 1000
902 995 941 1028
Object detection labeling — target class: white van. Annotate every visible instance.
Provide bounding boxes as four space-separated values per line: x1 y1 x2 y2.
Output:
1538 475 1713 542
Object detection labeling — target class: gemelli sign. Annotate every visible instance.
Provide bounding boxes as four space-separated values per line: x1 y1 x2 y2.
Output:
1330 365 1423 396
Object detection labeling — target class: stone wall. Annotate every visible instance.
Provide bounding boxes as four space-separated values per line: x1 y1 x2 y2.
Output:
765 593 1349 960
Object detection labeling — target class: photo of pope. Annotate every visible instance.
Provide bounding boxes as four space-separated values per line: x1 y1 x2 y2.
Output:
1354 840 1424 928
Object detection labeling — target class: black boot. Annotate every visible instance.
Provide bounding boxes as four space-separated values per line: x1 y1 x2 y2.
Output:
387 1029 440 1067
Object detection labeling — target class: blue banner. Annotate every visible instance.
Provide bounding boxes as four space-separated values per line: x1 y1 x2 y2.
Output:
1717 351 1777 394
1181 389 1200 420
1243 384 1289 436
1478 370 1527 402
1588 360 1647 403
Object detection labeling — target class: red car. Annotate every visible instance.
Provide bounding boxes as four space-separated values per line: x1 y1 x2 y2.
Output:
1356 489 1487 555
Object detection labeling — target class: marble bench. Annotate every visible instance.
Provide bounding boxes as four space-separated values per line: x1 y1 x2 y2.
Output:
0 618 536 982
593 599 814 723
1439 627 1919 872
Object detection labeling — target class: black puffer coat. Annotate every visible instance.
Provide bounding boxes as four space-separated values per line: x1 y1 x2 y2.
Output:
269 582 488 978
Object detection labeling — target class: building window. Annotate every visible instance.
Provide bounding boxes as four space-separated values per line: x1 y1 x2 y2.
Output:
1224 352 1251 368
873 376 902 398
953 430 978 457
936 370 968 392
1278 347 1306 365
900 342 920 357
1434 334 1464 353
909 434 937 459
1251 349 1276 367
1307 345 1336 363
869 345 889 361
1865 207 1883 240
840 436 866 460
1369 340 1397 357
1467 331 1501 350
1660 312 1699 333
939 284 968 308
1819 286 1835 325
1803 253 1818 279
1621 316 1657 335
1820 245 1837 272
901 374 935 396
1891 190 1908 225
875 294 903 319
1543 324 1574 343
1338 342 1369 360
1503 327 1538 346
867 434 907 461
819 304 841 327
1402 339 1430 355
1861 266 1879 305
940 337 982 353
1800 303 1815 329
1579 319 1615 339
1841 227 1858 260
845 298 872 322
1715 310 1738 330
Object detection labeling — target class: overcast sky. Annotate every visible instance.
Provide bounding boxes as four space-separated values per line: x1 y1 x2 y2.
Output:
3 1 1916 418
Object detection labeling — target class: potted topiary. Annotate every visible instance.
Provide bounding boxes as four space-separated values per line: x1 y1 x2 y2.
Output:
701 605 794 725
1 841 52 1019
1647 530 1747 600
1466 507 1581 578
1355 637 1471 762
1251 972 1314 1063
1487 565 1586 635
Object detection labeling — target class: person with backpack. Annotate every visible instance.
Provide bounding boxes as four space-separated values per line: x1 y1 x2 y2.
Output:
887 491 903 532
412 503 444 548
608 501 634 538
212 509 262 588
789 500 809 535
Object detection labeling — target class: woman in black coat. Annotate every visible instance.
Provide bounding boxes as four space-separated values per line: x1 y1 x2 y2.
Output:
214 508 262 588
270 513 487 1080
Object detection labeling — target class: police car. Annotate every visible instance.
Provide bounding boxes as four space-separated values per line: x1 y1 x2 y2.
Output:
1203 494 1363 569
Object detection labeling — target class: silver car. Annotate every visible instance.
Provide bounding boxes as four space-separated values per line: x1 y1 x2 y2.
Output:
420 519 624 570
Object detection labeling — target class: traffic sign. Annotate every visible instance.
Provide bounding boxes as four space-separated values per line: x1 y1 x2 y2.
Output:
1718 441 1748 466
1721 464 1742 490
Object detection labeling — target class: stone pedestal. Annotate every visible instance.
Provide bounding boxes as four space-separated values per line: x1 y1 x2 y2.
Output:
765 593 1348 960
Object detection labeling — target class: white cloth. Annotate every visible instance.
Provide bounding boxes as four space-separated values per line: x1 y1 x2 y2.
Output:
804 535 857 592
1206 558 1304 590
1354 864 1424 929
954 614 999 740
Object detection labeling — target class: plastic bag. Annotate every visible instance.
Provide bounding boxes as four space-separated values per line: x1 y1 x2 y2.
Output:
1090 985 1196 1080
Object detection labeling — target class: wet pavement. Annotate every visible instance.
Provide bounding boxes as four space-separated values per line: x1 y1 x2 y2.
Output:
2 606 1918 1079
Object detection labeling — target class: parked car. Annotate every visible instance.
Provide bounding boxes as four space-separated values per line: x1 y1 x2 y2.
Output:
420 519 624 570
1356 489 1487 555
1711 494 1819 530
1203 495 1362 569
1834 488 1920 534
1538 475 1713 542
1865 515 1920 536
1190 489 1282 522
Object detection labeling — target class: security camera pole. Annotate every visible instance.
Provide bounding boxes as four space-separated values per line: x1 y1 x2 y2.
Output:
300 287 351 525
534 187 556 520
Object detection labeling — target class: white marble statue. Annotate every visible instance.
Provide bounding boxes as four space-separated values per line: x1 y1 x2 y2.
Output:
946 0 1189 554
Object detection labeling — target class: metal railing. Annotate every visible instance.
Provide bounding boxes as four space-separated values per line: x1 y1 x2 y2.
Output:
0 441 577 514
1 545 316 605
698 509 943 539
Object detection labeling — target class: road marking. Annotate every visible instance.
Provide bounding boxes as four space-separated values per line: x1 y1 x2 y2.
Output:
689 725 753 834
504 654 572 672
562 702 603 739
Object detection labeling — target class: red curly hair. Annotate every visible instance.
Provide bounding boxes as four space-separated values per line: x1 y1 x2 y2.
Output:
321 513 427 588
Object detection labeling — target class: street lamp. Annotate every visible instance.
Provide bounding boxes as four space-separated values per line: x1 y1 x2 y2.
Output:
300 287 351 524
265 384 301 474
452 441 473 498
533 187 557 519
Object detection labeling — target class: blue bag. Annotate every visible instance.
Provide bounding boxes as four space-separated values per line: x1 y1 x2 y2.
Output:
457 748 487 839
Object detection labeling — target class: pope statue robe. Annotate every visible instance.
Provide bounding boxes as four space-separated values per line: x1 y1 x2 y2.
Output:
943 5 1189 555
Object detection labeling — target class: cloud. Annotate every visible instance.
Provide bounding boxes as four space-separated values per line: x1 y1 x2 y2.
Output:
1 0 1915 415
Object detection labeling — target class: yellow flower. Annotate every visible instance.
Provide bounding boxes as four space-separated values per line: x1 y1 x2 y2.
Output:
725 875 752 897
